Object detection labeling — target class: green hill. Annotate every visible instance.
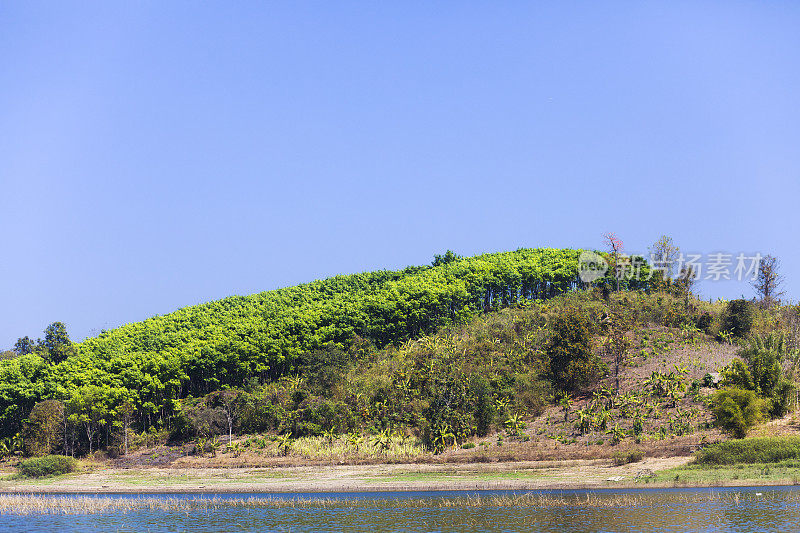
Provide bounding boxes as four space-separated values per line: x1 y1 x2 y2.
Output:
0 247 650 451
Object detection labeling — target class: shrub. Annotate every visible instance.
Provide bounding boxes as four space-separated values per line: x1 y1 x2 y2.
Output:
22 400 64 457
719 300 755 339
723 334 796 418
612 448 645 466
710 388 766 438
548 308 605 391
695 312 713 333
239 395 286 433
470 376 495 437
663 305 691 328
695 436 800 465
17 455 77 478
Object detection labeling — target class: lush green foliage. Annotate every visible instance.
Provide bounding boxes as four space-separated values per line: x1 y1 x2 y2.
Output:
709 387 766 438
723 333 797 418
695 436 800 465
17 455 77 477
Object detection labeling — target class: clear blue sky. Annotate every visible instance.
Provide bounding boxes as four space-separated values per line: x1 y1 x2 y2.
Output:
2 1 798 348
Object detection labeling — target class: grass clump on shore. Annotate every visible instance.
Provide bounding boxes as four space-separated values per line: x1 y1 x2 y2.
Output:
612 448 645 466
695 436 800 465
17 455 77 478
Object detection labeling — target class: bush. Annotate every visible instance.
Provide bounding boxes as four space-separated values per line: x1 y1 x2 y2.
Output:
612 448 645 466
548 308 605 391
470 376 495 437
719 300 755 339
22 400 64 457
695 312 713 333
710 387 766 438
17 455 77 478
722 335 796 418
695 436 800 465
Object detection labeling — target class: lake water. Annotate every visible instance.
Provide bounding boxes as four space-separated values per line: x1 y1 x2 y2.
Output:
0 487 798 532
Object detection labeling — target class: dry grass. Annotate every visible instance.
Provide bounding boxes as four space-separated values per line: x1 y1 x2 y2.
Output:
171 434 426 468
0 491 787 515
289 435 424 461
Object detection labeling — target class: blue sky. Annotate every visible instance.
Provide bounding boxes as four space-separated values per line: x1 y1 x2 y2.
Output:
1 1 798 348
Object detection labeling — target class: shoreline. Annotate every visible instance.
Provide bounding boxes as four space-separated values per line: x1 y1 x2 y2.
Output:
3 457 799 494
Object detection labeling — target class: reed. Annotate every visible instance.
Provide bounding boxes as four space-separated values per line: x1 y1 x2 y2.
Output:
0 491 787 515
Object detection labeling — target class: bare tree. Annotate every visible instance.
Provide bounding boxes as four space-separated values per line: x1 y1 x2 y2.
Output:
118 400 135 456
209 390 241 446
603 232 624 291
649 235 680 281
753 255 785 308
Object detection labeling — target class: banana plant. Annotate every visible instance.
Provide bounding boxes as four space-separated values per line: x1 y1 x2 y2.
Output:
0 438 11 457
593 409 611 431
371 428 394 453
346 432 364 449
606 424 626 445
504 413 526 436
575 408 592 435
276 433 292 456
719 329 735 345
557 393 573 422
431 425 455 454
322 428 338 446
632 414 645 437
494 397 511 413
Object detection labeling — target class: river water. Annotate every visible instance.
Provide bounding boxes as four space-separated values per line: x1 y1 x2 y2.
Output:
0 487 797 532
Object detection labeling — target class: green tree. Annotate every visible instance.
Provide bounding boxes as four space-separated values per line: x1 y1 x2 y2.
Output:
470 375 495 437
43 322 75 363
66 385 114 454
725 334 797 417
13 336 36 356
432 250 462 267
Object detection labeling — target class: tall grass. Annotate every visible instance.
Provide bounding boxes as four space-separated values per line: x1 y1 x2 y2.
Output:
0 492 778 515
695 436 800 465
288 435 424 461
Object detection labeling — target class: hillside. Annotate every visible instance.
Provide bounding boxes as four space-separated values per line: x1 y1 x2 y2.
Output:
1 248 647 443
3 246 796 471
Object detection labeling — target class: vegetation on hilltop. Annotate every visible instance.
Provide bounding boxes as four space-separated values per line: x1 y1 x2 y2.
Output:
1 241 797 466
